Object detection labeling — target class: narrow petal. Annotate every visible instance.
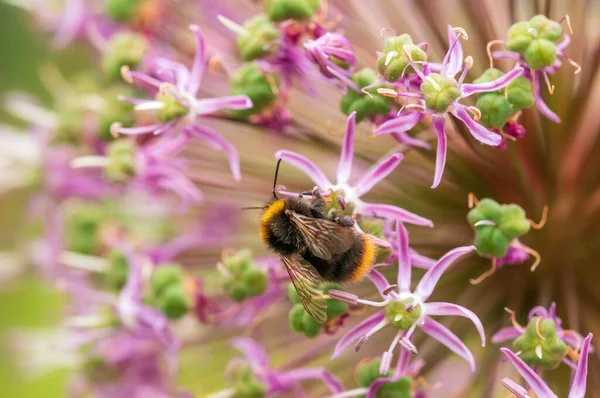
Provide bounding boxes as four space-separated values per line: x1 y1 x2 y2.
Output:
187 25 206 95
359 202 433 227
500 348 558 398
280 368 344 393
113 123 163 136
337 112 356 184
368 269 392 299
395 221 411 293
424 302 485 346
373 111 422 136
354 153 404 197
191 125 241 181
391 131 431 150
420 317 476 371
194 95 253 115
414 246 475 300
461 67 524 97
443 25 464 78
491 50 521 61
394 346 411 378
332 312 386 358
431 115 447 189
410 249 436 269
569 333 593 398
275 150 331 188
501 378 532 398
451 106 502 146
230 337 269 372
532 71 561 123
528 305 550 320
491 327 522 344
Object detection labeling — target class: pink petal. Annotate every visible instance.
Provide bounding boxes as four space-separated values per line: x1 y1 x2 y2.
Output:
191 124 241 181
569 333 593 398
442 25 464 78
337 112 356 184
275 150 331 188
431 115 447 189
395 221 411 293
391 131 431 150
52 0 84 49
501 378 531 398
113 123 163 136
374 111 422 136
187 25 206 95
450 106 502 146
414 246 475 300
532 71 561 123
424 302 485 346
410 249 436 269
420 317 476 371
231 337 269 372
491 327 523 344
500 348 557 397
194 95 253 115
332 312 385 358
354 153 403 197
367 269 392 299
461 67 524 97
359 202 433 227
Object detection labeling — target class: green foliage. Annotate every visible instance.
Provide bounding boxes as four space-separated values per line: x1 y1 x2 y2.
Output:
376 34 427 82
513 317 568 369
237 15 281 61
340 68 394 123
467 198 531 258
230 62 278 119
420 73 461 113
263 0 321 22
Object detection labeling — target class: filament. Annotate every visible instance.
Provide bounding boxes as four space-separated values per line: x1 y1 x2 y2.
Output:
486 40 505 80
559 15 574 35
504 307 524 333
326 120 344 137
467 106 481 121
470 257 497 285
528 206 549 229
542 71 555 95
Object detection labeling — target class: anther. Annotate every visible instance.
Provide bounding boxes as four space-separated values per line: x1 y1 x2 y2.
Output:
120 65 134 84
528 206 549 229
452 27 468 40
470 257 497 285
376 88 398 98
208 55 223 75
498 129 518 142
110 122 122 139
382 284 397 296
468 193 479 209
464 56 474 69
405 103 426 112
326 120 344 137
467 106 481 121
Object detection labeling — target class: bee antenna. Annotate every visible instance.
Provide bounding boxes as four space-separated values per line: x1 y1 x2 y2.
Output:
272 158 282 199
241 206 266 211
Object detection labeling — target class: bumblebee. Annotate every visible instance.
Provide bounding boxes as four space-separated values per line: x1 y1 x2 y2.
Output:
259 160 376 323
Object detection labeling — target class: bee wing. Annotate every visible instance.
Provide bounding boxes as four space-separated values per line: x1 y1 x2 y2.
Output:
281 253 327 324
287 212 354 260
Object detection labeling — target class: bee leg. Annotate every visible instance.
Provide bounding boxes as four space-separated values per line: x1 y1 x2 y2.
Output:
329 212 355 227
310 197 327 218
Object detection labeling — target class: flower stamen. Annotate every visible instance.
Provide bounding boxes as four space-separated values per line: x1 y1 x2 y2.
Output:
559 14 574 35
467 106 481 121
121 65 134 84
470 257 497 284
542 71 555 95
486 40 504 80
512 241 542 271
504 307 524 333
528 206 549 229
376 88 398 98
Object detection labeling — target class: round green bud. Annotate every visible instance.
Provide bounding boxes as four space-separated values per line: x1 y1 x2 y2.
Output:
507 77 534 111
65 205 106 255
506 21 535 53
384 298 422 330
238 15 281 61
476 94 512 129
233 380 267 398
102 32 148 81
289 303 306 332
225 249 254 273
103 249 129 290
529 15 563 42
473 68 505 86
150 264 184 296
98 85 136 141
376 34 427 82
376 377 413 398
513 317 568 370
155 89 189 122
467 198 503 224
498 204 531 239
287 282 301 304
263 0 321 22
156 283 190 319
225 281 250 302
244 268 268 297
230 62 278 119
473 225 511 258
340 68 394 123
420 73 461 113
301 310 322 338
523 38 557 70
357 359 388 387
105 139 137 182
326 299 347 319
105 0 142 22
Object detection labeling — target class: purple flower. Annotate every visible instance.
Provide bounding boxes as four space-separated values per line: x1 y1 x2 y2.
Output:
500 333 593 398
374 26 524 188
495 240 530 267
208 338 343 397
304 32 356 79
276 112 433 227
329 222 483 373
492 302 593 369
113 25 252 181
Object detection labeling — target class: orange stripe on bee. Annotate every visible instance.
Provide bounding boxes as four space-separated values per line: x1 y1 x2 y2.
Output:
260 200 285 241
350 234 377 282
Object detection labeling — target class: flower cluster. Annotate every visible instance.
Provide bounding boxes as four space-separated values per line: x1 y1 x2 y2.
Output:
2 0 595 397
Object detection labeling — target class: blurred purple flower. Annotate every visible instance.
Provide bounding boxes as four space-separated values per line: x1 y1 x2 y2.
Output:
500 333 593 398
329 222 482 373
276 112 433 227
304 32 356 79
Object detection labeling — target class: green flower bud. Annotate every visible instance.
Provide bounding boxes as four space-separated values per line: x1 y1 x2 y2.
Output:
523 38 557 70
421 73 461 113
475 94 512 129
468 199 532 257
384 298 422 330
287 282 301 304
263 0 321 22
506 16 561 69
244 268 268 297
238 15 281 61
358 219 392 262
513 317 567 370
102 32 148 81
227 282 250 302
220 250 268 301
357 359 390 387
98 85 136 141
340 68 394 123
230 62 278 119
156 283 190 319
289 303 322 338
105 0 142 22
105 139 137 182
507 77 534 110
155 90 188 123
326 299 347 319
234 381 267 398
150 264 184 296
376 34 427 83
65 205 107 255
529 15 563 42
102 249 129 290
506 21 534 53
83 356 119 384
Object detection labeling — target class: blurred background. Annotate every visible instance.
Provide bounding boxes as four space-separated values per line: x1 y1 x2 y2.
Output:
2 0 600 397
